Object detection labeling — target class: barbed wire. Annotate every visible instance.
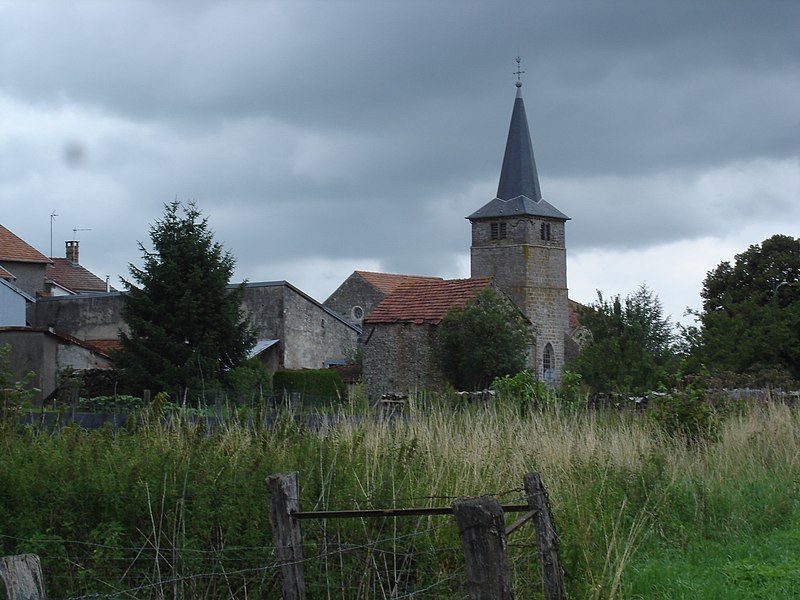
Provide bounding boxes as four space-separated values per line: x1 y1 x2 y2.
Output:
64 520 459 600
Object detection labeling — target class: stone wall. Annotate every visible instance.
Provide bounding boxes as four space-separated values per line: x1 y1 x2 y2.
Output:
32 292 127 341
363 323 446 399
470 215 569 383
323 273 384 325
0 329 111 400
282 285 358 369
0 261 47 298
29 280 359 374
240 284 284 343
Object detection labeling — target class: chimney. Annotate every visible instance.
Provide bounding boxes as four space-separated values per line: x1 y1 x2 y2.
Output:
66 240 79 264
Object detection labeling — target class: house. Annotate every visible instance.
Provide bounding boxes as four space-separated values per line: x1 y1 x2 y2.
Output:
362 277 501 398
46 241 113 295
0 326 113 399
324 270 442 325
0 224 52 298
0 277 35 327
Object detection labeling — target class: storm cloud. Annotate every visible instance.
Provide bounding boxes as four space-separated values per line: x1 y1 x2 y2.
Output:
1 0 798 323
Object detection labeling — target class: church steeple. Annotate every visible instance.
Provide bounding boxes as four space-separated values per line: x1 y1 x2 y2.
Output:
466 64 568 222
468 60 571 385
496 78 542 202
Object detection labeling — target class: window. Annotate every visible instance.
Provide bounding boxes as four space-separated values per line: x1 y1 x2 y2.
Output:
490 222 507 240
543 343 555 382
352 306 364 320
540 222 551 241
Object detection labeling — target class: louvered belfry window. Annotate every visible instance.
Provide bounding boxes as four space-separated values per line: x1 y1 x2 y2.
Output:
490 222 507 240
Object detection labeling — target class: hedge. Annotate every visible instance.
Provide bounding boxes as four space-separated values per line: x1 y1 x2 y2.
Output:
272 369 346 403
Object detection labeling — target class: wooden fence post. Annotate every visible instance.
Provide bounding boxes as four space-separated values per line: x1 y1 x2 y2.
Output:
452 496 514 600
524 473 567 600
0 554 46 600
267 472 306 600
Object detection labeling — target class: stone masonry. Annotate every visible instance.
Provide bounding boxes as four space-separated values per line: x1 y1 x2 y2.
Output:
470 217 569 381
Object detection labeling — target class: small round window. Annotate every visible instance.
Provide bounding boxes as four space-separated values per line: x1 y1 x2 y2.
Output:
352 306 364 320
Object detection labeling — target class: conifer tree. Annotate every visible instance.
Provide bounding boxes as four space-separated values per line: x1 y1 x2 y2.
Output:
116 201 255 397
575 284 675 393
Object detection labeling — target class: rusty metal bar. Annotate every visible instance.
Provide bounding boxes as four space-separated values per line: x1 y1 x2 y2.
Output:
291 504 530 520
505 509 537 536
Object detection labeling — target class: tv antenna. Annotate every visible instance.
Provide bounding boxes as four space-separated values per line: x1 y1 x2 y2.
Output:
49 211 58 258
72 227 92 241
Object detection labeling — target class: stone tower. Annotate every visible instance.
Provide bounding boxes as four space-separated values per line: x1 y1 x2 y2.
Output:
467 79 570 383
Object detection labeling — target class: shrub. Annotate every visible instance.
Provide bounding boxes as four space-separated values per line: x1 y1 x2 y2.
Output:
273 369 346 403
77 395 144 412
491 370 551 411
437 287 534 390
227 358 272 402
650 382 717 441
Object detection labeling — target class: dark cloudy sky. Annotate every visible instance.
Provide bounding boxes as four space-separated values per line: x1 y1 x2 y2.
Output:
1 1 798 324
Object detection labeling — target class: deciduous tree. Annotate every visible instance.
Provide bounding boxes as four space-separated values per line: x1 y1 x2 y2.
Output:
692 234 800 383
437 287 533 390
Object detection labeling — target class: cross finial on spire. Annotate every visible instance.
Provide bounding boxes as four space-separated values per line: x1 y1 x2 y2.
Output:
514 56 525 88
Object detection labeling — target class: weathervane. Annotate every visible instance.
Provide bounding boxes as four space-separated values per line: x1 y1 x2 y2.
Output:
513 56 525 88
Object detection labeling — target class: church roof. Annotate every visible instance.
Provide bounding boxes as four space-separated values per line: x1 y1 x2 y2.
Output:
467 195 569 221
355 271 442 295
364 277 493 325
467 83 569 222
498 85 542 202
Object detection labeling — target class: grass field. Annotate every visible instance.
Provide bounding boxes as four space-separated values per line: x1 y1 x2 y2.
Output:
1 399 798 598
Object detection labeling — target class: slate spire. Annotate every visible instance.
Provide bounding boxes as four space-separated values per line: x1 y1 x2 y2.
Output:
496 79 542 202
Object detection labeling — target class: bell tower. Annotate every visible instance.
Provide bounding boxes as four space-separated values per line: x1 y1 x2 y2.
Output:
467 63 570 383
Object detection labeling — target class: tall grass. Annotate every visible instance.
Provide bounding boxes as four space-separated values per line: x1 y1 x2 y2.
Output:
0 401 798 598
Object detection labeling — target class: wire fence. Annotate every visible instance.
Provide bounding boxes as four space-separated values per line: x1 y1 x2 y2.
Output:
0 485 545 599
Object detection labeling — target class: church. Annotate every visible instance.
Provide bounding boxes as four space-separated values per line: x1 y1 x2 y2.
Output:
356 74 578 398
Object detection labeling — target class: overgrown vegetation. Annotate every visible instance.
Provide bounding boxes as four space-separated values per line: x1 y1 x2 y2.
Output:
272 368 346 403
1 398 799 598
437 287 534 390
574 284 675 393
574 235 800 393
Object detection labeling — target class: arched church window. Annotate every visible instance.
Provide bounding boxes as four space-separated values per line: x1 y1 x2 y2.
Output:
540 222 551 241
543 343 555 382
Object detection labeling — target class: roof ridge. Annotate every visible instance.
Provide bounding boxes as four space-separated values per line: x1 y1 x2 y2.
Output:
364 276 494 326
0 224 52 264
355 270 441 278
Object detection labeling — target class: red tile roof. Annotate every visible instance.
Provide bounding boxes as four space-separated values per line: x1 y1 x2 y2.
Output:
0 265 14 280
47 258 111 293
0 225 51 264
568 299 584 332
355 271 442 295
84 339 122 355
364 277 493 325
